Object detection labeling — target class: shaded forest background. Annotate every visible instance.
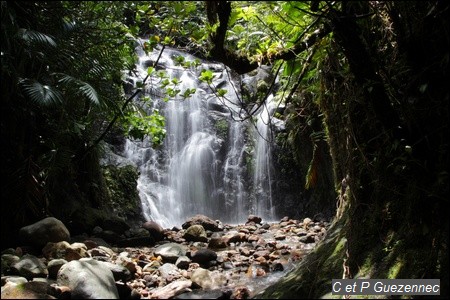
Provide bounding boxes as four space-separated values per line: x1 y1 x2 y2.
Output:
1 1 448 298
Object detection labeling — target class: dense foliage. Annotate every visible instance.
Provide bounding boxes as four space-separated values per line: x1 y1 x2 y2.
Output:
1 1 448 296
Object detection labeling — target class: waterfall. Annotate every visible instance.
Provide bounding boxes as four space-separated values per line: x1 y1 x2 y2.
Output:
253 95 276 221
123 42 277 228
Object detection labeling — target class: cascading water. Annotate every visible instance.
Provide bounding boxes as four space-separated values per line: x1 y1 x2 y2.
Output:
124 42 277 228
252 95 276 221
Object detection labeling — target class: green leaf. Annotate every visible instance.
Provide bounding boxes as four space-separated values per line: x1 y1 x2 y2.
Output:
18 29 57 48
161 78 170 87
78 81 99 106
19 78 63 106
181 88 196 99
217 89 228 97
147 67 155 75
199 69 214 84
163 36 172 45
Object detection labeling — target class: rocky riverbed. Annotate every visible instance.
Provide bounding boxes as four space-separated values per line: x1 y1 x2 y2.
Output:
1 215 329 299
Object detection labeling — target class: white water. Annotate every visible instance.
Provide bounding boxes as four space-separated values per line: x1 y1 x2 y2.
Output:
253 95 276 221
123 43 277 228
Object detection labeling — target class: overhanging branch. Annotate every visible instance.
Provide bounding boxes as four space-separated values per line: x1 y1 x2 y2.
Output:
205 1 331 74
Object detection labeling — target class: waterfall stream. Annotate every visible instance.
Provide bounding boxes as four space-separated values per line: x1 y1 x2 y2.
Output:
123 43 278 228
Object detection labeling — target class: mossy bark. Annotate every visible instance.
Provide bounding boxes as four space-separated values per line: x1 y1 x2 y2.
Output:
259 2 449 298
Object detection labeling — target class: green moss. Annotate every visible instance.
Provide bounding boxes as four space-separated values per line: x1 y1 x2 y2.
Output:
387 259 403 278
214 119 229 139
102 164 140 219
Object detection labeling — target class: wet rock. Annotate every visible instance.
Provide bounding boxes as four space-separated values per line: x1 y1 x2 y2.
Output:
231 285 250 299
191 268 214 289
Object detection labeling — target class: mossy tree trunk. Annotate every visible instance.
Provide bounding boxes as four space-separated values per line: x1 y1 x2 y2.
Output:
260 2 448 298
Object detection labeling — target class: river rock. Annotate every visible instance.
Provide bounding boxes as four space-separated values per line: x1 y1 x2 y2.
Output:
100 261 132 281
150 280 192 299
246 215 262 224
154 243 187 263
208 233 227 249
182 215 222 232
191 249 217 265
142 221 165 241
10 254 48 279
19 217 70 249
1 281 56 299
47 259 67 279
57 258 119 299
175 256 191 270
183 225 208 242
1 254 20 274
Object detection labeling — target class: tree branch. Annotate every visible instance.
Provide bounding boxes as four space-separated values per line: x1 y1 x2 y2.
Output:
205 1 331 74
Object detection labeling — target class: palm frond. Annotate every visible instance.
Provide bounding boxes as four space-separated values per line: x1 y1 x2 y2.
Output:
19 78 63 106
54 73 100 106
79 81 99 106
17 28 56 48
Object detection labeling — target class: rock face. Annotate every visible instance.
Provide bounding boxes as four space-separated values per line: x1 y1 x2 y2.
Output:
57 258 119 299
18 217 70 249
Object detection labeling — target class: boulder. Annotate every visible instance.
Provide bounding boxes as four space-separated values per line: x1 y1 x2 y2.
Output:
10 254 48 279
142 221 165 241
181 215 221 232
57 258 119 299
191 249 217 265
1 281 56 299
183 225 208 242
19 217 70 249
154 243 187 263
